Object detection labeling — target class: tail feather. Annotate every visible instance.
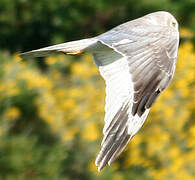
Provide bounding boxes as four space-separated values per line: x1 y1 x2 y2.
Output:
20 38 98 58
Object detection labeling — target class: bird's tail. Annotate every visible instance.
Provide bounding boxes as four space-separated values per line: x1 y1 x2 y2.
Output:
20 38 98 58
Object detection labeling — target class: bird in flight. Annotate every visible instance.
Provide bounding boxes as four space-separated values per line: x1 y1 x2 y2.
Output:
20 11 179 171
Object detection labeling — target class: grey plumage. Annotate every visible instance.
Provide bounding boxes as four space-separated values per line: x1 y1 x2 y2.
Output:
20 38 98 58
20 11 179 171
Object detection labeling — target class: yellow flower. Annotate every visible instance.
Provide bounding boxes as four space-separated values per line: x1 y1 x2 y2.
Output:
180 28 194 38
4 107 20 120
187 126 195 148
88 160 98 174
81 122 99 141
45 57 57 65
62 127 78 141
13 53 22 62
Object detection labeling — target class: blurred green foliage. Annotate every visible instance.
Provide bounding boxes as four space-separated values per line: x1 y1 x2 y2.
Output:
0 0 194 52
0 0 195 179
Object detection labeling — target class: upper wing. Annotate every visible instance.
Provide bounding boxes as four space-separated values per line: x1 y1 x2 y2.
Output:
110 27 179 117
95 24 179 171
98 24 179 117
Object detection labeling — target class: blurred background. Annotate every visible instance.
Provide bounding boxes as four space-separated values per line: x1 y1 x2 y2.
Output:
0 0 195 179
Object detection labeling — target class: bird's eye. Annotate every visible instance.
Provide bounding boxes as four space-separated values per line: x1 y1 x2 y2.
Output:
172 21 176 27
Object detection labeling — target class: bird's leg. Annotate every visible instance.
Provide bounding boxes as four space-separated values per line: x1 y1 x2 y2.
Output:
65 50 84 56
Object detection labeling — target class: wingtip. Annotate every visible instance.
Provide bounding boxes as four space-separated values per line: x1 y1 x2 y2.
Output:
96 153 120 172
19 49 57 59
108 156 117 166
19 53 26 59
108 161 112 166
95 159 99 167
98 166 102 172
97 163 106 172
19 51 34 59
95 161 103 172
95 158 106 172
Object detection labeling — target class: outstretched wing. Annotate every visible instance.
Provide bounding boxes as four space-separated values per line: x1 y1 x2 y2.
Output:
105 25 179 117
95 56 150 171
20 38 98 58
95 22 179 171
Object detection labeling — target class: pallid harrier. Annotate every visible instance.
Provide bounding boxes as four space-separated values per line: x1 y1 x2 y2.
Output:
20 11 179 171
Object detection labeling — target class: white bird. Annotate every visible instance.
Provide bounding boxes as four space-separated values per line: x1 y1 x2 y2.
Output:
20 11 179 171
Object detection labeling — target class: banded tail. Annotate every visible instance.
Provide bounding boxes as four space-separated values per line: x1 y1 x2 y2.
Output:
20 38 98 58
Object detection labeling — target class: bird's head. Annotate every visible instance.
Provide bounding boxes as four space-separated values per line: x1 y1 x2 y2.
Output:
144 11 178 30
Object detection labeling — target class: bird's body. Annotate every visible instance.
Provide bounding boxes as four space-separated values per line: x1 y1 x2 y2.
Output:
20 11 179 171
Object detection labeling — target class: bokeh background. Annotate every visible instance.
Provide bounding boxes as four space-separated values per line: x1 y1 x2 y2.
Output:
0 0 195 179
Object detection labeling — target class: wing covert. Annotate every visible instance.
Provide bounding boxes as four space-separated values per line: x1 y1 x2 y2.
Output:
98 24 179 117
